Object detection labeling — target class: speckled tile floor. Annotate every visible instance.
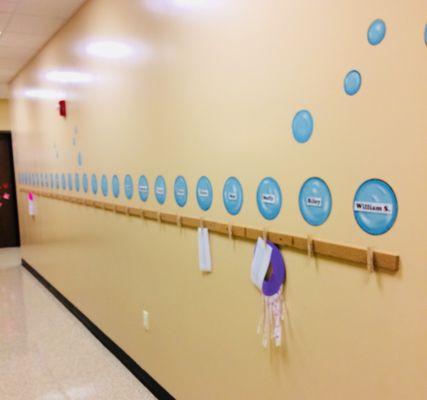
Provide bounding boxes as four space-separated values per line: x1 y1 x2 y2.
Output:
0 248 156 400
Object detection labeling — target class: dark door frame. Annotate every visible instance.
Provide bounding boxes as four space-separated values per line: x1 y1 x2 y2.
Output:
0 131 20 248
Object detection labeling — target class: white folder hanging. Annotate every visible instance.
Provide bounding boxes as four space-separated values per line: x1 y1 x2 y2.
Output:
251 237 272 290
198 227 212 272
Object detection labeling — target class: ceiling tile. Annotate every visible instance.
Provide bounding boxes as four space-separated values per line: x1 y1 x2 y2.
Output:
0 1 18 13
0 31 47 48
0 44 34 59
16 0 85 19
0 12 11 31
6 13 64 35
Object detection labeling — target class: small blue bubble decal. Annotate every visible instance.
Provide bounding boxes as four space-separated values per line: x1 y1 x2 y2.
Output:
223 177 243 216
55 174 60 189
353 179 398 235
256 177 282 220
50 174 54 188
44 173 49 187
91 174 98 195
82 174 89 193
367 19 386 45
78 152 82 167
299 177 332 226
124 174 134 199
61 174 66 190
67 173 73 191
292 110 314 143
112 175 120 198
344 70 362 96
155 175 166 205
138 175 149 202
174 176 188 207
196 176 213 211
101 174 108 197
75 173 80 192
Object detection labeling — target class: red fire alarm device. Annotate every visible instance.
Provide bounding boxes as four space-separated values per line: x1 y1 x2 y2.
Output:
58 100 67 118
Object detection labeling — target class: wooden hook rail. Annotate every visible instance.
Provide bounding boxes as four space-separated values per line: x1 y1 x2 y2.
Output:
20 188 400 272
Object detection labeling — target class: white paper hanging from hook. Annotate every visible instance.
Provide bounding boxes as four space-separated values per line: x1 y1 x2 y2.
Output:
198 227 212 272
251 237 272 290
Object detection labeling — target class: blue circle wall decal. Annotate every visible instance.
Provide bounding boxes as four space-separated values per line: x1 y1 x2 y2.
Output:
112 175 120 198
67 173 73 191
174 176 188 207
50 174 54 188
155 175 166 205
75 173 80 192
61 174 66 190
138 175 149 202
101 174 108 197
124 174 134 199
77 152 82 167
91 174 98 195
40 174 44 187
256 177 282 220
223 176 243 216
55 174 60 189
344 70 362 95
196 176 213 211
44 173 49 187
82 174 89 193
353 179 398 235
424 23 427 45
292 110 314 143
367 19 386 45
299 177 332 226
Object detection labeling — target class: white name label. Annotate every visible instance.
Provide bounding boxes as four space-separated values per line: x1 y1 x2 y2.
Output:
262 194 276 205
176 189 185 196
354 201 393 215
156 187 165 195
227 192 238 201
139 185 148 192
198 189 209 198
306 196 322 207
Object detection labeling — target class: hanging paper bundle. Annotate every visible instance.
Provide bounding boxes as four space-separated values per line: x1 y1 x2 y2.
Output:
251 238 286 348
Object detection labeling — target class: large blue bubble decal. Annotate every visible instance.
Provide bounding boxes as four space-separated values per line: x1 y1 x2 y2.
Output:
344 70 362 96
174 176 188 207
367 19 386 45
353 179 398 235
292 110 314 143
155 175 167 205
256 177 282 220
223 177 243 216
138 175 149 202
299 177 332 226
124 174 134 199
101 174 108 197
112 175 120 198
196 176 213 211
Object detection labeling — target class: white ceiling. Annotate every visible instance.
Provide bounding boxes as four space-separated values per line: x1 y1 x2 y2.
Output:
0 0 87 98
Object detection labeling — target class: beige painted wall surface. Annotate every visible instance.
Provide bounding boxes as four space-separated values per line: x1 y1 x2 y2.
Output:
11 0 427 399
0 99 10 130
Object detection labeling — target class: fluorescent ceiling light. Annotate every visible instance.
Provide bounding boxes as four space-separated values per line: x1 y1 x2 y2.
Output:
85 40 133 59
24 88 65 100
46 70 94 84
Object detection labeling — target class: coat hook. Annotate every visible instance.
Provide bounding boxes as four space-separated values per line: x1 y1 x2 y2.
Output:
262 228 268 247
367 247 374 273
139 209 144 219
307 235 314 257
176 214 182 228
157 211 161 224
200 217 204 228
227 222 233 240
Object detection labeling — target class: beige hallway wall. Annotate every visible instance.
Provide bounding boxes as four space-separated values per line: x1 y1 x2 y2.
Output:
0 99 10 130
11 0 427 399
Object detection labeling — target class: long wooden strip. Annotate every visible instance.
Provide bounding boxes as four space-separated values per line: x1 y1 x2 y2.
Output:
18 188 399 272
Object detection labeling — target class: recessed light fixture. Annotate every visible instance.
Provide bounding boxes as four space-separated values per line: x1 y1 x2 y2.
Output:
24 88 65 100
85 40 133 59
46 70 94 84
